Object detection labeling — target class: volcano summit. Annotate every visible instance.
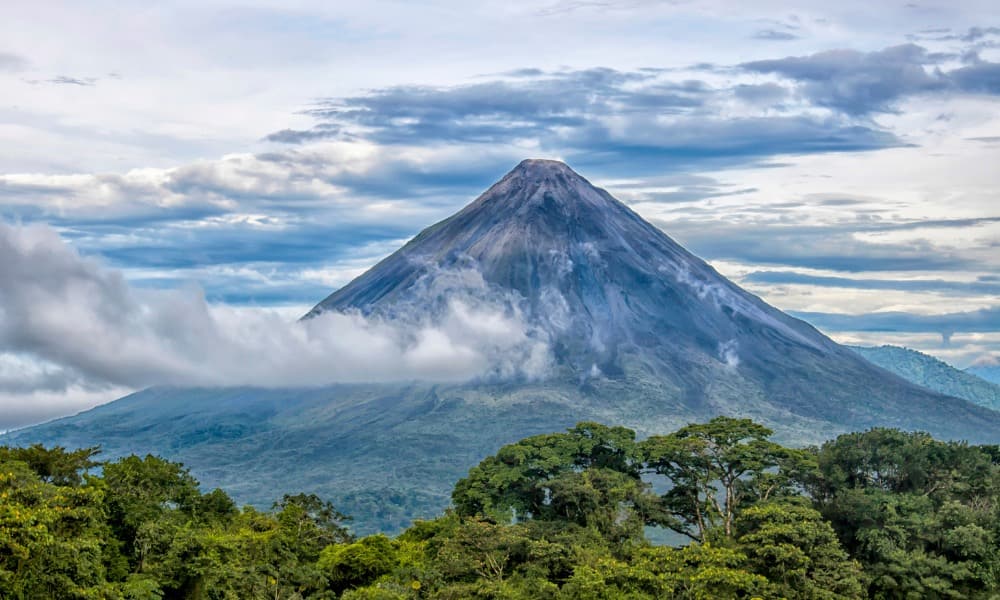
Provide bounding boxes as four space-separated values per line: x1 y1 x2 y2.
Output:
306 159 993 435
8 159 1000 533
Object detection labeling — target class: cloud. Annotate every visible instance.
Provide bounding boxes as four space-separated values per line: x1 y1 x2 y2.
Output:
743 271 1000 295
0 222 552 401
0 144 516 225
753 29 799 41
718 339 740 367
0 354 88 395
0 52 27 72
47 76 97 86
960 26 1000 42
260 43 1000 168
914 26 1000 43
264 68 902 171
948 61 1000 94
733 82 789 105
742 43 1000 115
0 386 134 433
792 306 1000 334
560 116 900 175
0 146 534 305
634 186 758 204
661 218 981 272
741 44 946 115
20 75 101 87
268 68 678 145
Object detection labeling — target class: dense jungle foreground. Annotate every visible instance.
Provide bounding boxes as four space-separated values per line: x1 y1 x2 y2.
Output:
3 417 1000 599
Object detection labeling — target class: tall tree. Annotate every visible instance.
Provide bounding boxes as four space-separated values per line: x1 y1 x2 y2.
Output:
640 416 807 540
452 422 660 546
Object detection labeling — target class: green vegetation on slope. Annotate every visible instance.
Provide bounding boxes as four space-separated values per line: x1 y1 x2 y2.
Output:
3 418 1000 598
851 345 1000 411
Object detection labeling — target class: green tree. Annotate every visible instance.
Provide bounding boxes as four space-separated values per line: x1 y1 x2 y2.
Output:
452 422 659 547
811 428 1000 598
560 542 767 599
102 455 201 573
274 492 353 560
0 460 113 599
641 416 805 540
0 444 100 486
320 534 399 594
735 501 864 599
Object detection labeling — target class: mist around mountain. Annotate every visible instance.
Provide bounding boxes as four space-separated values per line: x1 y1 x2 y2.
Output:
6 159 1000 534
850 345 1000 412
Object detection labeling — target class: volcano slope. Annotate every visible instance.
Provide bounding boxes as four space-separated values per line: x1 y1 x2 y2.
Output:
7 159 1000 533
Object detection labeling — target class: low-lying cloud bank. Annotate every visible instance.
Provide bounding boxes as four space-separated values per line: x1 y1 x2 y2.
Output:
0 222 551 404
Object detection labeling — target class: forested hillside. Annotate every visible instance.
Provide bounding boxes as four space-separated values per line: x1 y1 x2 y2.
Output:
3 418 999 599
851 345 1000 411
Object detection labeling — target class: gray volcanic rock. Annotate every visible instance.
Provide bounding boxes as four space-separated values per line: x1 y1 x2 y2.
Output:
7 159 1000 535
307 159 993 434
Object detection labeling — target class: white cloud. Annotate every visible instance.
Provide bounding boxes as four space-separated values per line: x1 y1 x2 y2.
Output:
0 385 134 433
0 221 551 427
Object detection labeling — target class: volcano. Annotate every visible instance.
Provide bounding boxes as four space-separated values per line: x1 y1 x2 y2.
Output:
304 159 990 431
7 159 1000 533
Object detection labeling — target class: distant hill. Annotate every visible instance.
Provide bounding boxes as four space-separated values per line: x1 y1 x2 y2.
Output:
7 160 1000 534
851 345 1000 412
968 364 1000 386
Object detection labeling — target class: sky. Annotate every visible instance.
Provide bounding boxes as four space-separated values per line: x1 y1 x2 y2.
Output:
1 0 1000 429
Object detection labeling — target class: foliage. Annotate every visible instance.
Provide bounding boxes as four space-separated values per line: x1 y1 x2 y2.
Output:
0 460 112 598
809 428 1000 598
320 535 398 593
641 416 811 540
734 500 864 599
452 422 658 548
2 418 999 598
